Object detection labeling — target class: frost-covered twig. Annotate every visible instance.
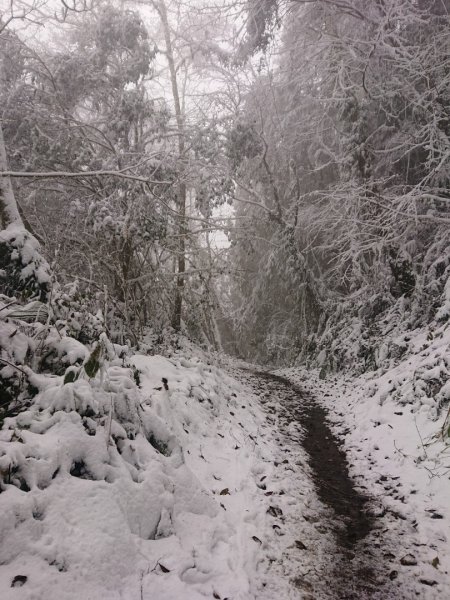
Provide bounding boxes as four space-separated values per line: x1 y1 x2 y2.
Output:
414 418 429 459
0 169 171 185
0 301 17 314
393 440 407 459
0 357 27 376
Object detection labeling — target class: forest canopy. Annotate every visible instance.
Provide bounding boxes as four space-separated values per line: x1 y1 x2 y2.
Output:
0 0 449 367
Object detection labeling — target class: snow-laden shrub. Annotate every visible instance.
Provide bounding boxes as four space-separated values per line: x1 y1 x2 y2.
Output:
0 293 130 432
309 261 450 377
0 309 33 423
0 343 180 495
0 224 51 302
435 277 450 323
0 296 77 423
138 327 195 358
0 289 193 493
358 319 450 436
51 280 106 345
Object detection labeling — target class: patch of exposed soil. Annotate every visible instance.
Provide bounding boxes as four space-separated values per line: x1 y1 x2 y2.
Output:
240 369 405 600
259 371 372 549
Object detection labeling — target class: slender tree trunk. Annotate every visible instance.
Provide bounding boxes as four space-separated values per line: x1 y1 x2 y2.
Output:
157 0 187 332
0 121 22 230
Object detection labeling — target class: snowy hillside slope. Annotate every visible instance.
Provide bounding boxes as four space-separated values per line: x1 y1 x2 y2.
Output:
280 319 450 594
0 305 284 599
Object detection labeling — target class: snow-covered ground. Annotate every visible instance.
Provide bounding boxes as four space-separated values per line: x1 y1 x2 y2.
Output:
0 346 285 599
0 280 319 600
280 321 450 597
2 285 450 599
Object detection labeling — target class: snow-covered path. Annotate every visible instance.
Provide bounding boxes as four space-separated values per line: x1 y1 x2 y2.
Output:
1 345 447 599
234 367 446 600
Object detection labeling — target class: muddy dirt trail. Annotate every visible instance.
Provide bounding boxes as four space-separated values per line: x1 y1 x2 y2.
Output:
239 369 408 600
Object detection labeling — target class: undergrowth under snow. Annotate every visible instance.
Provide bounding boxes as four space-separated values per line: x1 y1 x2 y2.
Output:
0 326 277 599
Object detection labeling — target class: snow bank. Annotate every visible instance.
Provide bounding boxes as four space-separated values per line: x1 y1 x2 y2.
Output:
0 336 275 598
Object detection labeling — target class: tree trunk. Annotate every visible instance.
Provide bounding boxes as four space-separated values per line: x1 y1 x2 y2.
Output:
0 121 22 230
157 0 187 332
